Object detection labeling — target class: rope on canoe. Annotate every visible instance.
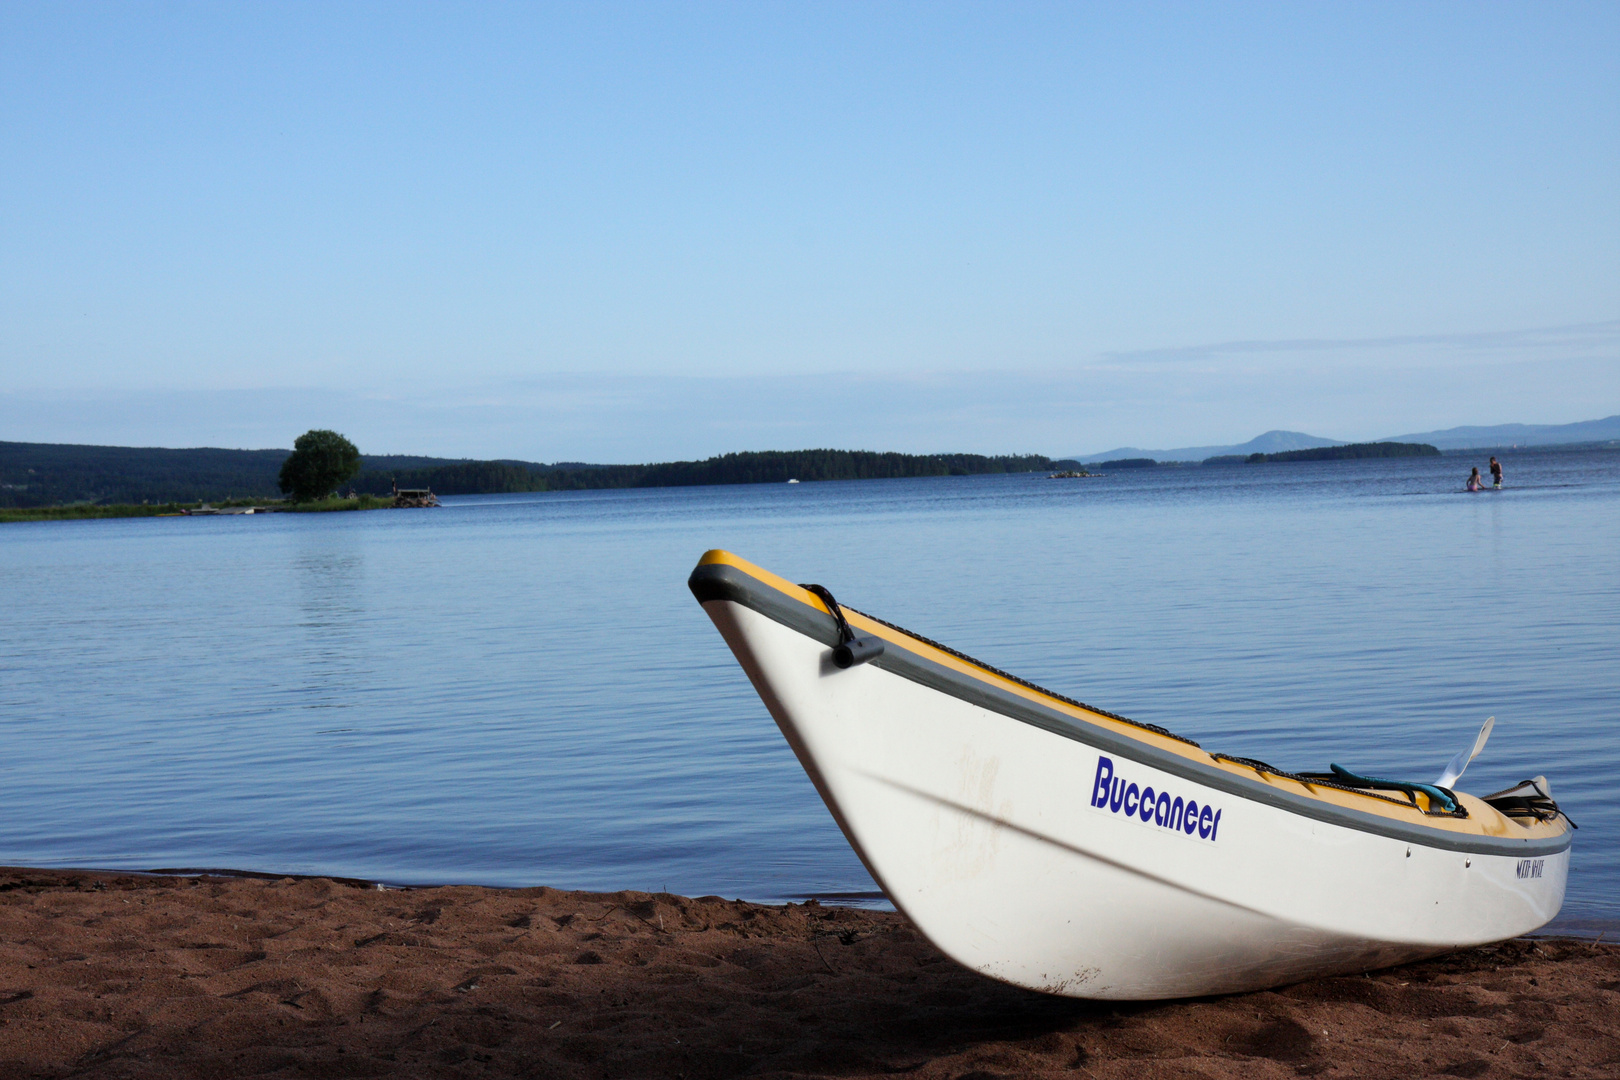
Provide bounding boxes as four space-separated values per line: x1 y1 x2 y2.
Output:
1212 754 1470 818
1481 780 1576 828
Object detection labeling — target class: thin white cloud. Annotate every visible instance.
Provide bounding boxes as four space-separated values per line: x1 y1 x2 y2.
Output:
1101 319 1620 366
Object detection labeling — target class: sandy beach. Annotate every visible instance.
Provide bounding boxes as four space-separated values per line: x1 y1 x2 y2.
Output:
1 867 1615 1079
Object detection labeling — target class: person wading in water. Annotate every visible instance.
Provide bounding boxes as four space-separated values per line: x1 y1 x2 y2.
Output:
1490 456 1503 489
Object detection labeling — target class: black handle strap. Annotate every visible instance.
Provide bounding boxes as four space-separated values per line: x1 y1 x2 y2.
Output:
802 585 856 643
801 584 885 668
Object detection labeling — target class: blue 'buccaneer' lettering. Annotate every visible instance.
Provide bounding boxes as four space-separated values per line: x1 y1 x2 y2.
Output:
1089 756 1222 841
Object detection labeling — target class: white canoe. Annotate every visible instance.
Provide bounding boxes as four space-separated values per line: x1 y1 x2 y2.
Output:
689 551 1574 1000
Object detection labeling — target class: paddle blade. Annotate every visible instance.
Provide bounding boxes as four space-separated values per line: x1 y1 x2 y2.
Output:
1435 716 1495 788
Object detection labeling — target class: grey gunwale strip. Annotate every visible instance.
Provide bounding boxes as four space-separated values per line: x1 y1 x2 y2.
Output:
690 562 1573 859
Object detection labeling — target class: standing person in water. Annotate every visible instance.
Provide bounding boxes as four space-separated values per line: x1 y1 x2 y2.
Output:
1467 467 1484 491
1490 456 1503 488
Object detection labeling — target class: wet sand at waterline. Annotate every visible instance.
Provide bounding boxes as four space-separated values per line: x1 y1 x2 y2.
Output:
1 869 1615 1079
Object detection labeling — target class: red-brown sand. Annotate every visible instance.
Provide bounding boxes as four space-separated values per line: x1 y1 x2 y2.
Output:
1 868 1615 1079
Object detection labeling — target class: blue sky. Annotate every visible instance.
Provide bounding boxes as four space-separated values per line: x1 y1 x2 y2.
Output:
2 2 1616 460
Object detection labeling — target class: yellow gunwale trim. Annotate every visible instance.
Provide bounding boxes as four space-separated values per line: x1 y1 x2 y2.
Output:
695 551 1566 843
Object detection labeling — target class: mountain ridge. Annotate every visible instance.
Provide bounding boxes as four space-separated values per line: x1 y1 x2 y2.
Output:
1072 414 1620 462
1075 430 1343 462
1381 415 1620 450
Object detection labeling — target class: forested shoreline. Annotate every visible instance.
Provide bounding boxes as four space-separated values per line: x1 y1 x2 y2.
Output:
348 450 1065 497
1 441 1070 508
1245 442 1440 463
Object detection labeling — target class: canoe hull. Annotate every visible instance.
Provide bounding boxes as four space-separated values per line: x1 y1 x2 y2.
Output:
702 597 1570 999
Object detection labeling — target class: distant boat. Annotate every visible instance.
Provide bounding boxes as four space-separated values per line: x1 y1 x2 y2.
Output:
786 478 799 484
688 550 1572 1000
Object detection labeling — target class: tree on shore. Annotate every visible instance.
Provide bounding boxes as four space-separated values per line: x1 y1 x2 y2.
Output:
279 430 362 502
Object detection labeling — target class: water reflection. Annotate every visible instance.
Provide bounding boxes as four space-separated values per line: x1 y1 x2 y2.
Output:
293 542 366 710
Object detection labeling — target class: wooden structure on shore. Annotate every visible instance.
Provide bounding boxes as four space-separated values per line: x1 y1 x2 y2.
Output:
391 481 440 508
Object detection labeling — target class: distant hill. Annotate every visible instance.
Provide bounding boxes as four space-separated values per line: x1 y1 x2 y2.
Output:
1073 429 1343 463
361 453 483 471
1379 415 1620 450
1 442 285 507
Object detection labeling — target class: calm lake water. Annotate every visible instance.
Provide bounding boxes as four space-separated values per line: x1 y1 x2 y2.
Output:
3 450 1617 933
